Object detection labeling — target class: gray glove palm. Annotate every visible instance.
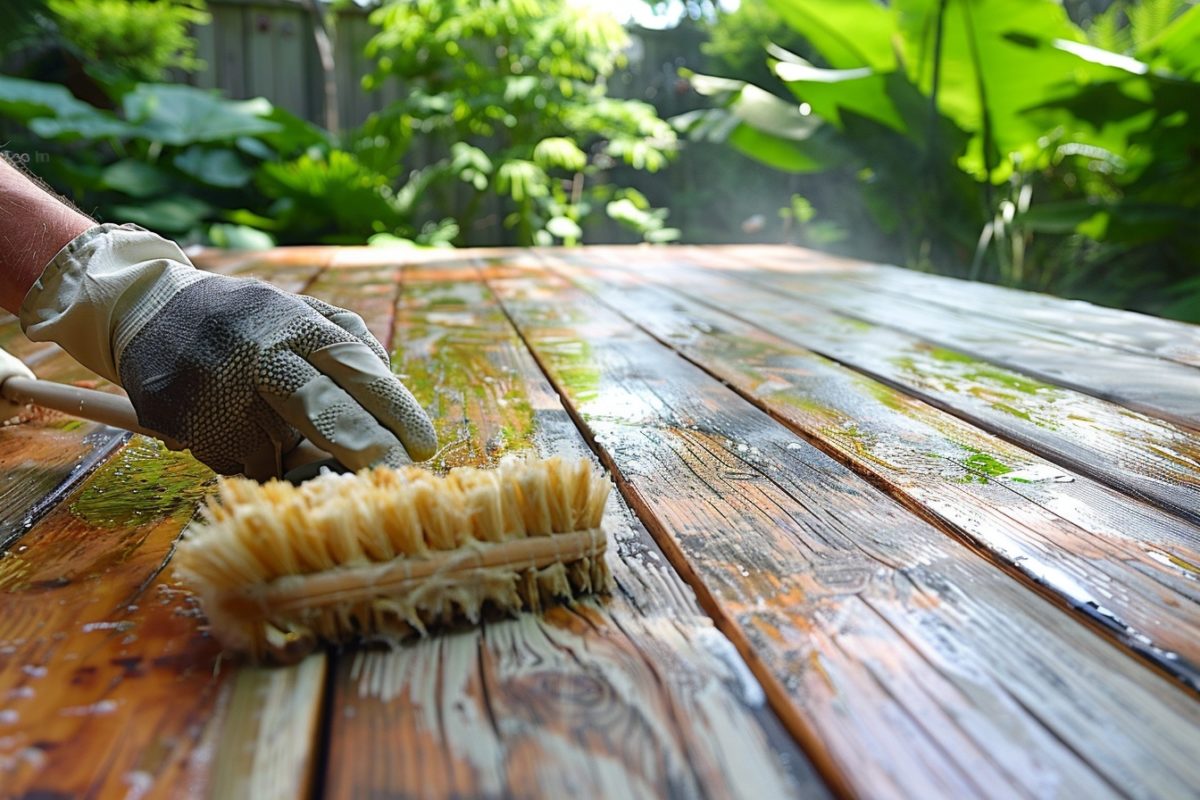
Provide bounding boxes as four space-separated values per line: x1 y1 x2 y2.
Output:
21 224 437 478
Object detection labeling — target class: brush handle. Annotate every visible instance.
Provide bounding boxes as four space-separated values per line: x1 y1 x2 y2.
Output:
2 375 176 444
1 376 328 473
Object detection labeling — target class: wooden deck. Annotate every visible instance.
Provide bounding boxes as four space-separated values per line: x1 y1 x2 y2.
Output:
1 245 1198 799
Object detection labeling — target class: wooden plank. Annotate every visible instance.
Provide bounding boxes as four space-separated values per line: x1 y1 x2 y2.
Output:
547 256 1200 690
322 265 826 799
569 247 1200 529
0 435 326 798
488 256 1200 800
1 340 129 552
192 249 331 293
774 258 1200 369
0 249 344 798
716 250 1200 430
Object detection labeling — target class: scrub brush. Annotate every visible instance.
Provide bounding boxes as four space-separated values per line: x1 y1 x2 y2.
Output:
173 456 613 663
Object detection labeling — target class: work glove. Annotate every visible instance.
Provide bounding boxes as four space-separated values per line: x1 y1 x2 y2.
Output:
19 223 437 478
0 348 34 422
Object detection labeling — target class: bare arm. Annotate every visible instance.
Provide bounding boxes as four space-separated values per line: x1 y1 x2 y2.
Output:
0 157 93 313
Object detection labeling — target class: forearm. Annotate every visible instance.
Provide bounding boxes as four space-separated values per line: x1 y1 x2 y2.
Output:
0 157 93 313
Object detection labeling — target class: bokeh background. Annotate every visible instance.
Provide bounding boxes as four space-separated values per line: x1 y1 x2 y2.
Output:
1 0 1197 320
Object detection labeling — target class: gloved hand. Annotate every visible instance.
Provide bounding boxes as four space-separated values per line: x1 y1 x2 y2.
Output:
19 224 437 478
0 348 35 422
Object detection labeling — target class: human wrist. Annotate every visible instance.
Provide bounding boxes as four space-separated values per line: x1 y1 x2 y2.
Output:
0 157 93 313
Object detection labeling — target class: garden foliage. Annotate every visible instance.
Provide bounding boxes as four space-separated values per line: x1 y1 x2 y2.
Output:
0 0 680 248
363 0 680 245
683 0 1200 320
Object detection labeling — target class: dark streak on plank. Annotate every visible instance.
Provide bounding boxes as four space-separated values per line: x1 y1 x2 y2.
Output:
1 345 131 553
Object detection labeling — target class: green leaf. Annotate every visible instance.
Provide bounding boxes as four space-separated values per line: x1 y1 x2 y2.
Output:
1138 4 1200 76
546 215 583 241
0 74 108 123
497 160 550 202
100 159 171 198
533 137 588 171
1014 199 1105 233
728 125 829 172
122 84 280 146
174 147 253 188
774 60 906 132
207 223 275 250
766 0 897 70
110 195 213 233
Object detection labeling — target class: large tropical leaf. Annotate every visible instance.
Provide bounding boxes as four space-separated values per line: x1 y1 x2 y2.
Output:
122 84 280 146
766 0 896 70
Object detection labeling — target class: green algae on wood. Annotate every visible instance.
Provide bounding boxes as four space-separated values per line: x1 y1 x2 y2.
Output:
395 280 538 469
69 438 214 529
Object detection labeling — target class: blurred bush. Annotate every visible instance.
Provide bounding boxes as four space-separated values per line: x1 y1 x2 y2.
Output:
0 0 682 248
363 0 680 245
681 0 1200 320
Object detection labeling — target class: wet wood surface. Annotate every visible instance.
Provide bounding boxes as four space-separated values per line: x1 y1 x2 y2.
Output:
543 256 1200 691
320 262 822 799
2 245 1198 799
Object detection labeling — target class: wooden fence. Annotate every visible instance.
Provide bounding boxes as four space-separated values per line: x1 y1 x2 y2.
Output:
187 0 798 245
190 0 706 133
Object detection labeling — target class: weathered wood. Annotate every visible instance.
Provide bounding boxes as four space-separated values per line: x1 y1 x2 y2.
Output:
322 267 825 799
547 256 1200 690
190 248 333 293
488 257 1200 800
0 434 328 799
1 342 129 552
772 258 1200 369
714 249 1200 430
0 253 359 798
573 247 1200 529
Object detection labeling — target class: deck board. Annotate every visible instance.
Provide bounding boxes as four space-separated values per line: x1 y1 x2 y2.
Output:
575 249 1200 528
487 257 1200 799
3 244 1198 799
734 250 1200 369
543 255 1200 690
321 264 824 799
0 344 129 551
715 249 1200 429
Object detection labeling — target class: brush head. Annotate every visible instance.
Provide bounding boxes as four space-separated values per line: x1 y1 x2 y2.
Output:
174 455 613 663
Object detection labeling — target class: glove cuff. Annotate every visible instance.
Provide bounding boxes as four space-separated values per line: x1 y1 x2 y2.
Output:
18 223 210 384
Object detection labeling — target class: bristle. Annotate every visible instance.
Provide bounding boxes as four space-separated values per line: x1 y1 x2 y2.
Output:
173 455 613 663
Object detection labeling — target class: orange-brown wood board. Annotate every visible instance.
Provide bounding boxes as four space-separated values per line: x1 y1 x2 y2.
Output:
2 245 1197 799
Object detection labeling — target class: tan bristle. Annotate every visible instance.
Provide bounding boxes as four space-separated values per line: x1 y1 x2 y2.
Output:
173 455 613 663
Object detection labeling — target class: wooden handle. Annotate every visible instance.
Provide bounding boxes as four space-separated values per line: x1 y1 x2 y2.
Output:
0 376 329 475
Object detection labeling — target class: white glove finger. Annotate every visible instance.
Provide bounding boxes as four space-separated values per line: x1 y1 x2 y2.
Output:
308 340 438 462
259 351 412 472
0 349 36 421
300 296 389 365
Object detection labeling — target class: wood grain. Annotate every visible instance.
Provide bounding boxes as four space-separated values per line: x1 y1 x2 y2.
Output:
1 342 128 552
574 247 1200 529
0 255 348 799
488 256 1200 800
769 257 1200 369
716 248 1200 429
547 256 1200 691
322 267 825 800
